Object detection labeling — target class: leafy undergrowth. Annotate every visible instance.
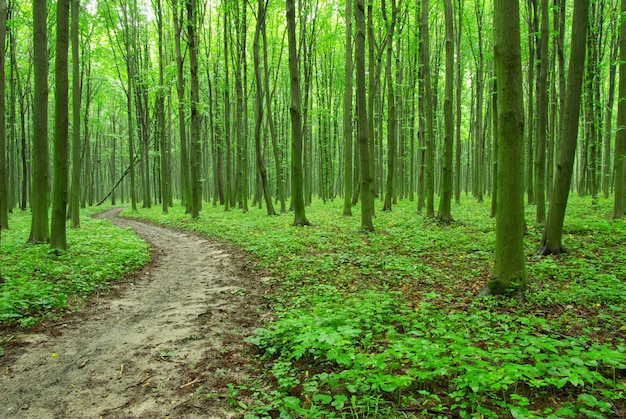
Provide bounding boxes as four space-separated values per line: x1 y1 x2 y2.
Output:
125 196 626 418
0 206 150 329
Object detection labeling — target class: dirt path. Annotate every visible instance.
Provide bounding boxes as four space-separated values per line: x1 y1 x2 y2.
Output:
0 208 270 418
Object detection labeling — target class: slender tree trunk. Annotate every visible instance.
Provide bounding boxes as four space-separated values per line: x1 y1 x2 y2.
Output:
254 0 276 216
538 0 589 255
614 0 626 218
0 0 7 231
438 0 455 222
29 0 49 244
343 0 353 216
172 1 190 212
155 0 169 213
382 0 397 212
480 0 526 298
69 0 81 228
603 9 619 199
421 0 435 218
286 0 310 226
454 0 463 205
355 0 374 231
526 0 537 205
187 0 201 218
534 0 549 224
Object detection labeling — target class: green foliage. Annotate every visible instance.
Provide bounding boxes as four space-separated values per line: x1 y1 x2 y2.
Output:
127 196 626 418
0 207 149 326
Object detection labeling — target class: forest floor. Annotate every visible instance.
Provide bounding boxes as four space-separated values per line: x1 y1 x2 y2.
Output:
0 208 268 418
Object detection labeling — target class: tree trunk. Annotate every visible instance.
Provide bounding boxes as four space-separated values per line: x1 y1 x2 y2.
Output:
382 0 397 212
254 0 276 216
437 0 455 222
187 0 201 218
0 0 7 231
538 0 589 255
343 0 354 216
421 0 435 218
286 0 310 226
355 0 374 231
614 0 626 218
29 0 49 244
480 0 526 298
534 0 549 224
69 0 81 228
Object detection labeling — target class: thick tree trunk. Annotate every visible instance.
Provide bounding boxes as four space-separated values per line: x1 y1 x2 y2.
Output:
187 0 201 218
382 0 397 212
421 0 435 218
480 0 526 298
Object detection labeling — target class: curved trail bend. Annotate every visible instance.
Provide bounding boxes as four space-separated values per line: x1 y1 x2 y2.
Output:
1 208 267 418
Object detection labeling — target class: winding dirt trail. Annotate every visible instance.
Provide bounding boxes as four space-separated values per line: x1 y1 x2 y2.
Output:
0 208 269 418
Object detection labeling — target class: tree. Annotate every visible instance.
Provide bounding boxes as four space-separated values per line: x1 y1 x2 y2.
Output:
538 0 589 255
0 0 7 232
534 0 549 224
355 0 374 231
437 0 454 223
253 0 276 216
187 0 201 218
343 0 353 217
614 0 626 218
29 0 50 244
480 0 526 297
420 0 435 218
381 0 397 213
286 0 310 226
69 0 81 228
51 0 71 250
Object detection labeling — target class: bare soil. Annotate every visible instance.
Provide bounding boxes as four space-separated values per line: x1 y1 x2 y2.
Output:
0 208 271 418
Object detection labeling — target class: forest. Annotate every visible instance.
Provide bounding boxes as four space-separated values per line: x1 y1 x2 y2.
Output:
0 0 625 418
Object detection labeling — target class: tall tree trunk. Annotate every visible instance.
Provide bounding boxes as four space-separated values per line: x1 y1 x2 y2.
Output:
382 0 397 212
0 0 7 231
223 6 232 211
172 0 190 212
421 0 435 218
534 0 549 224
538 0 589 255
526 0 537 205
438 0 454 222
473 0 485 203
187 0 201 218
355 0 374 231
480 0 526 298
29 0 49 244
51 0 70 250
603 7 619 199
286 0 310 226
454 0 463 205
614 0 626 218
254 0 275 216
343 0 354 216
155 0 169 213
69 0 81 228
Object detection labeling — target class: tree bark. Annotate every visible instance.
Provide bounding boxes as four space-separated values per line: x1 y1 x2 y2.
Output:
538 0 589 255
186 0 201 218
29 0 49 244
355 0 374 231
437 0 455 222
69 0 81 228
0 0 7 231
614 0 626 218
534 0 549 224
286 0 310 226
480 0 526 298
343 0 354 216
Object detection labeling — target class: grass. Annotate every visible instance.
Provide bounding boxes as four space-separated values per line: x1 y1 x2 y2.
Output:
124 195 626 419
1 195 624 418
0 205 150 329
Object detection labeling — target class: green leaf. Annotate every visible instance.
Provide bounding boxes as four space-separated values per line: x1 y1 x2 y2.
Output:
577 393 598 407
510 406 530 419
331 395 347 410
312 394 332 404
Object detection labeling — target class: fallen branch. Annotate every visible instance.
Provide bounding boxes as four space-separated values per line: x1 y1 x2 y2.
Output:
97 157 140 206
179 377 201 389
